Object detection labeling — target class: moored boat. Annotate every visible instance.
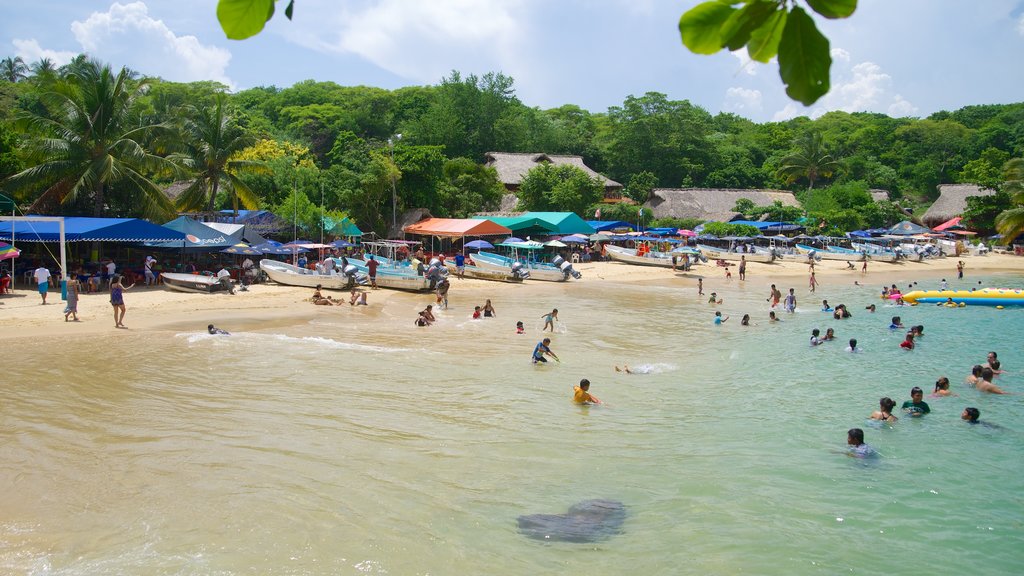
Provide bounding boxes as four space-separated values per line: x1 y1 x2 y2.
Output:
444 260 525 282
696 244 774 263
161 272 235 294
260 260 366 290
794 244 867 262
605 245 705 268
471 251 572 282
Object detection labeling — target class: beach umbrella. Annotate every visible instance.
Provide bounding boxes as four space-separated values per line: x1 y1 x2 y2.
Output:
0 241 20 261
255 242 304 255
677 229 696 237
504 236 525 244
888 221 931 236
560 235 588 244
589 233 611 242
545 240 567 247
221 243 262 255
465 239 494 250
331 239 354 248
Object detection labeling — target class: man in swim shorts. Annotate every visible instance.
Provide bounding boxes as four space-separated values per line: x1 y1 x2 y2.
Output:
533 338 558 363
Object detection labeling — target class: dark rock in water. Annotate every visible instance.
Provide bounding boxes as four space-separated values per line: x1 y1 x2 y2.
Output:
517 499 626 543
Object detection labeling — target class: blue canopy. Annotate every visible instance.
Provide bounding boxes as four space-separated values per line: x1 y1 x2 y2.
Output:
151 216 239 249
587 220 634 232
0 217 184 243
729 220 803 232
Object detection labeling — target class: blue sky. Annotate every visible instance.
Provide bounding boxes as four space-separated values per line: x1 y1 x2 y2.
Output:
2 0 1022 122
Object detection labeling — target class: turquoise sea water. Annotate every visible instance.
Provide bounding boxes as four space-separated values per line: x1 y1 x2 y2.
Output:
2 271 1023 574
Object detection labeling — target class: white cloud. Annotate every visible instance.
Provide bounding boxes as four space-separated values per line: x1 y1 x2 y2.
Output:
11 38 76 66
724 87 762 114
1018 14 1024 36
68 2 233 87
830 48 850 63
772 102 800 122
888 94 919 117
730 49 757 76
286 0 527 84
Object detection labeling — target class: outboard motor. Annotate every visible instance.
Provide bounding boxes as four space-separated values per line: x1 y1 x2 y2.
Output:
551 255 582 280
425 260 449 284
340 263 368 286
509 261 531 280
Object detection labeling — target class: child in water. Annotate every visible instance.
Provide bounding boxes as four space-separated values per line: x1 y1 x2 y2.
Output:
541 309 559 332
516 321 525 334
846 428 876 458
473 306 482 319
573 379 601 405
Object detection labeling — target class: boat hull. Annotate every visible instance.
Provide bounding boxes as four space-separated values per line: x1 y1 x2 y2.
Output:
444 261 523 282
696 245 774 263
471 252 568 282
260 260 359 290
346 259 435 292
161 272 233 294
794 244 867 261
605 245 699 268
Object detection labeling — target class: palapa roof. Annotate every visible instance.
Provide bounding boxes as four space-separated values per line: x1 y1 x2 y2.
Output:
484 152 622 190
403 218 512 238
869 189 890 202
921 184 995 227
644 188 800 222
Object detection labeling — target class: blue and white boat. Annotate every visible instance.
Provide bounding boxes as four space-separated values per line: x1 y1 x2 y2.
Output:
471 242 581 282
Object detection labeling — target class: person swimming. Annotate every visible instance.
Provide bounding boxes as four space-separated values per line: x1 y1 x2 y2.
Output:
846 428 876 458
615 364 654 374
870 397 897 423
207 324 230 335
516 321 525 334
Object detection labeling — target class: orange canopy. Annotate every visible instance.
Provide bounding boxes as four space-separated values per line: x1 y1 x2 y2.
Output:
403 218 512 238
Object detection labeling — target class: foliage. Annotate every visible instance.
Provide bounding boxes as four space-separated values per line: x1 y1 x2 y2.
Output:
651 216 705 231
3 59 175 218
679 0 856 105
957 147 1010 190
517 163 605 215
777 131 841 189
1 56 29 83
0 122 21 179
701 221 761 237
963 191 1011 237
593 202 639 223
436 158 504 218
994 158 1024 243
217 0 294 40
623 170 657 203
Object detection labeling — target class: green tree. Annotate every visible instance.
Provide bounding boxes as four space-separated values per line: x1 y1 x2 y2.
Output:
1 56 28 82
4 60 175 218
517 163 604 215
957 147 1010 190
994 158 1024 243
777 131 841 190
623 170 657 203
172 93 267 214
436 158 504 218
701 221 760 237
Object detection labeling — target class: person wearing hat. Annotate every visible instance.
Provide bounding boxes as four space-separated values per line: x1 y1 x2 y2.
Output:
144 256 158 286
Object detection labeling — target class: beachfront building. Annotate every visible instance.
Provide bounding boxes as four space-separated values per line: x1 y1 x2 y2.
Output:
643 188 801 222
921 183 995 228
484 152 625 205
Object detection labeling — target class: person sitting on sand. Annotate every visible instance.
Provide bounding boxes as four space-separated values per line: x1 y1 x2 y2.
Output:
208 324 230 335
532 338 558 364
870 397 897 424
313 295 336 306
901 387 930 416
541 309 559 332
312 285 324 301
573 378 601 405
932 376 955 397
846 428 876 458
349 288 367 306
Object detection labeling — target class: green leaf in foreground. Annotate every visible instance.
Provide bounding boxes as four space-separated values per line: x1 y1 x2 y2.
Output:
778 7 831 105
679 1 737 54
720 0 780 52
746 7 786 63
805 0 857 19
217 0 275 40
285 0 294 20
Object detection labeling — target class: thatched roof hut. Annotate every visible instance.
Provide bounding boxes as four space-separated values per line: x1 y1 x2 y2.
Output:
644 188 800 222
921 184 995 228
484 152 623 200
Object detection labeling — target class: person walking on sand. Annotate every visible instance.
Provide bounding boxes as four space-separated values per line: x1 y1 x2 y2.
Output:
34 263 51 304
957 260 964 279
64 277 80 321
809 271 818 293
110 275 134 328
366 255 379 289
541 308 558 332
861 259 868 275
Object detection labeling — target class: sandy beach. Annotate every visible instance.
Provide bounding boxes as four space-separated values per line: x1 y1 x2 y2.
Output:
3 253 1022 339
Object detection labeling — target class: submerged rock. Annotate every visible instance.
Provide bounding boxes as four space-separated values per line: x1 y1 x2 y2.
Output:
517 499 626 543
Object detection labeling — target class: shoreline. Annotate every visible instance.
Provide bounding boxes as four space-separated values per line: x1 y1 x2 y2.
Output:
3 254 1022 340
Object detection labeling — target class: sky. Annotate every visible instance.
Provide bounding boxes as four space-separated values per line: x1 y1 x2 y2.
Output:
1 0 1022 123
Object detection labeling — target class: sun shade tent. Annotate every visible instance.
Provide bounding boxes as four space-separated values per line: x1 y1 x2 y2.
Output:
403 218 512 238
932 217 964 232
203 221 268 246
0 217 184 243
326 217 364 237
587 220 635 232
887 221 933 235
149 216 240 250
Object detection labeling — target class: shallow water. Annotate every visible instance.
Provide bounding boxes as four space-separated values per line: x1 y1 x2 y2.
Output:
2 272 1023 574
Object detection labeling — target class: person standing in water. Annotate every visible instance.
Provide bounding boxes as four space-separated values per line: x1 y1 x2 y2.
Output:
110 275 134 328
532 338 558 364
541 308 559 332
738 255 746 281
767 284 781 308
784 288 797 313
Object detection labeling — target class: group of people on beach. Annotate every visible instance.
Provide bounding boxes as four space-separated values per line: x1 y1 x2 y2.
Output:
311 284 367 306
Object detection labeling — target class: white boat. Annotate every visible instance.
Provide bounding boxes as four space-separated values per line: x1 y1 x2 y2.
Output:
471 251 570 282
696 245 775 263
794 244 867 262
605 245 705 268
346 258 435 292
444 261 525 282
161 272 235 294
848 243 903 262
260 260 365 290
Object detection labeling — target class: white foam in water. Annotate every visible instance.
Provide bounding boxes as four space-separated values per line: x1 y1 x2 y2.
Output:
176 332 413 354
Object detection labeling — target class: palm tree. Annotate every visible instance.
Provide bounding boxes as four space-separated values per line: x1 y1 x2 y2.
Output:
1 56 28 82
171 93 266 215
3 60 176 218
29 58 56 78
995 158 1024 244
777 132 842 190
